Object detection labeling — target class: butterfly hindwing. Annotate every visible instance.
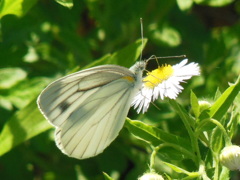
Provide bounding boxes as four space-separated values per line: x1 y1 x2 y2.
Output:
57 79 135 159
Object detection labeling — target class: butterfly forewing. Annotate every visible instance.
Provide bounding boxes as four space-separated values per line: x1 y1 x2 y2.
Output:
38 65 133 124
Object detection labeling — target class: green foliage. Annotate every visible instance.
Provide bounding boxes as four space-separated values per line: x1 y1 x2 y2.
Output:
0 0 38 18
55 0 73 9
193 0 234 7
0 68 27 89
0 100 52 156
0 0 239 179
209 77 240 120
0 37 145 157
103 172 114 180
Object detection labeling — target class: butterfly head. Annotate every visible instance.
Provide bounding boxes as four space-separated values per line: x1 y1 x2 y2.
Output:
129 61 146 74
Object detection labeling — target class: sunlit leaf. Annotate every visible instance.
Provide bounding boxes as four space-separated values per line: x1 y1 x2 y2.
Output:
163 162 191 175
0 100 52 156
0 68 27 89
190 90 200 118
176 0 193 11
103 172 114 180
55 0 73 9
149 24 181 47
210 127 224 154
209 76 240 120
125 118 194 159
219 166 230 180
163 162 200 179
109 38 147 67
5 77 53 109
194 0 234 6
0 0 37 18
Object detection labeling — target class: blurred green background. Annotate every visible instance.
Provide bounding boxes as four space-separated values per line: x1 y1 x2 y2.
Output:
0 0 239 179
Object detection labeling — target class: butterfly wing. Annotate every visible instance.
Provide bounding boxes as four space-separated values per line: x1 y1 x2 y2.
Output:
37 65 140 159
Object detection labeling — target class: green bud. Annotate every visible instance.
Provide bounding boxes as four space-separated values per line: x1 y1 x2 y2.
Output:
220 145 240 171
138 172 164 180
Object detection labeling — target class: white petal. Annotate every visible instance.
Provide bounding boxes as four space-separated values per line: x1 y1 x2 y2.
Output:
131 87 153 114
132 59 200 114
173 62 200 78
172 59 188 69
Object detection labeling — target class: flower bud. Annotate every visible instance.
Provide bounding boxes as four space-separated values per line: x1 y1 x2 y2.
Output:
138 172 164 180
198 100 211 112
220 145 240 171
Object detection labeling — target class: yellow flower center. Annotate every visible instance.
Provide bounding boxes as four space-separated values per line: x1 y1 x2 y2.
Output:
144 64 174 88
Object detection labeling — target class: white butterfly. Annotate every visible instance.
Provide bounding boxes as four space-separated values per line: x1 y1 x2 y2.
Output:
37 61 146 159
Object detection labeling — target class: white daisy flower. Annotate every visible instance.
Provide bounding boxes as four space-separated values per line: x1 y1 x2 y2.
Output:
132 59 200 113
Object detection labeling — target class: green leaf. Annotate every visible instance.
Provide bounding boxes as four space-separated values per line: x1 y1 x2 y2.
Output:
195 118 215 133
169 100 199 159
176 0 193 11
84 38 147 69
209 76 240 120
228 105 240 138
103 172 114 180
210 127 224 153
0 0 37 19
0 97 12 110
109 38 147 67
163 162 201 180
190 90 200 118
0 68 27 89
219 166 230 180
194 0 234 7
0 100 52 156
82 54 112 69
149 24 181 47
125 118 194 159
55 0 73 9
169 100 195 128
214 88 222 101
4 77 53 109
163 161 199 177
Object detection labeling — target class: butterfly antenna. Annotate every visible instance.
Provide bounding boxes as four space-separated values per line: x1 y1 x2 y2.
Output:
151 101 161 111
148 55 186 61
140 18 144 61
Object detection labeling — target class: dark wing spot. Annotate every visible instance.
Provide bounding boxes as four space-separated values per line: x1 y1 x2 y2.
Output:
59 101 70 113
